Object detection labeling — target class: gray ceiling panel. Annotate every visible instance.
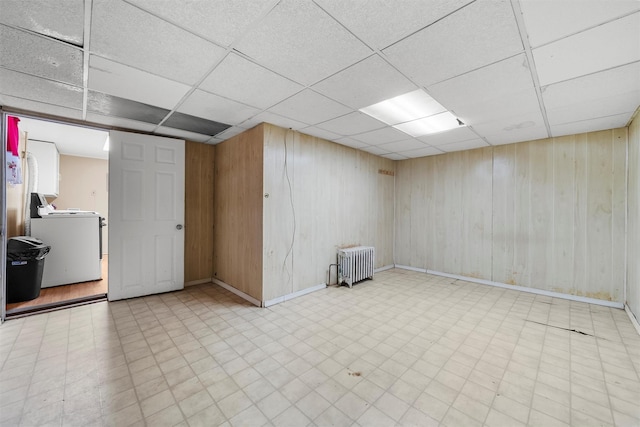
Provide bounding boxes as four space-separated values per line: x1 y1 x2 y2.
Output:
163 112 231 136
87 91 170 124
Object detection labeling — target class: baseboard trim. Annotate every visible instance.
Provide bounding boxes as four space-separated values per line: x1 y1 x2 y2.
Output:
264 283 327 308
185 278 212 287
625 304 640 336
394 265 427 273
211 278 261 307
375 264 395 273
394 265 624 309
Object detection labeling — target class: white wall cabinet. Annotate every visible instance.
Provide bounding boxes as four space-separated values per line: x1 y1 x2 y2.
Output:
28 140 59 197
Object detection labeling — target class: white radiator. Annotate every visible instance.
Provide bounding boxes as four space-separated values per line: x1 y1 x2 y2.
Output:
338 246 375 288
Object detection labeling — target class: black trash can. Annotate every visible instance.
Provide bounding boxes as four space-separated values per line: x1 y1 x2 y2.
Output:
6 237 51 303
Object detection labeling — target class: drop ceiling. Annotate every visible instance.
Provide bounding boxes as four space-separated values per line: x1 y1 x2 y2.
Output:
0 0 638 160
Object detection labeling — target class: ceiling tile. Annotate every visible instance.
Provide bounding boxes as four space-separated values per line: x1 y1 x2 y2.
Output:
312 54 417 109
533 13 640 86
399 146 444 158
178 90 260 126
155 126 212 143
90 0 226 85
428 54 539 125
471 109 548 144
520 0 640 48
233 0 371 85
0 25 83 86
240 111 308 131
0 94 83 120
438 139 489 152
335 137 369 149
315 0 472 49
351 127 409 146
162 111 231 136
0 68 83 109
377 139 428 153
382 153 409 161
267 89 352 125
87 91 171 124
316 112 385 136
543 62 640 125
88 55 190 110
383 0 522 86
199 53 303 109
417 126 479 146
550 113 632 138
300 126 341 141
213 126 250 140
85 112 157 132
0 0 84 46
487 124 548 145
127 0 277 46
361 145 391 156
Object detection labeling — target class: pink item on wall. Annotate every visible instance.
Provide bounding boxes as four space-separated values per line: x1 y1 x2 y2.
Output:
7 116 20 156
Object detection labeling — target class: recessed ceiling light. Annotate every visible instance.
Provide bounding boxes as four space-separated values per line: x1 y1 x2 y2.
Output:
359 89 464 136
393 111 462 137
359 89 447 125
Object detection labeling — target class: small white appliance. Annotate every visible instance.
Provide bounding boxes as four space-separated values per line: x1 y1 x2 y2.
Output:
29 193 103 288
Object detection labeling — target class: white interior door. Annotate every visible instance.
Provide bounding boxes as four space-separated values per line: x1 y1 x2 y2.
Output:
108 130 185 301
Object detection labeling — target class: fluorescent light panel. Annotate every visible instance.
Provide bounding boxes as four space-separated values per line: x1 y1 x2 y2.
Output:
393 111 461 137
359 89 464 136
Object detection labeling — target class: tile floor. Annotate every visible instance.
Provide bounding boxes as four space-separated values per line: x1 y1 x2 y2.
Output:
1 268 639 427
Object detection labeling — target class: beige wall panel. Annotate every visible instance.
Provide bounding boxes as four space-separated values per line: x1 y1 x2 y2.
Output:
184 141 215 283
394 159 412 265
409 158 427 268
213 125 264 301
262 124 295 300
461 148 493 278
262 124 395 301
396 128 628 303
529 139 554 290
492 144 516 284
627 116 639 320
552 135 576 291
56 154 109 254
611 128 627 302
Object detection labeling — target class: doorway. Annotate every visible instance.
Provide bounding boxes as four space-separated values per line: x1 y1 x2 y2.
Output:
4 114 110 317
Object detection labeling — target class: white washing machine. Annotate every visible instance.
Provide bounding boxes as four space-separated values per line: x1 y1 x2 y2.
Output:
30 212 103 288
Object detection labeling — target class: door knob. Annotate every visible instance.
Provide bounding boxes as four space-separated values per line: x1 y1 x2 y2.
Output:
176 224 183 230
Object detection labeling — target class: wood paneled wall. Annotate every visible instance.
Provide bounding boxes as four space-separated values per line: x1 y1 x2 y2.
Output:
396 128 628 302
184 141 215 283
628 116 640 319
213 125 264 301
262 124 395 301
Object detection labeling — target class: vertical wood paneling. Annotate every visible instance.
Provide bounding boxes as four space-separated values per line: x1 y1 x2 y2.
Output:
395 128 628 303
184 141 214 283
262 124 395 301
552 136 576 291
394 158 412 265
213 125 263 301
492 144 516 284
627 117 640 319
611 128 627 302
